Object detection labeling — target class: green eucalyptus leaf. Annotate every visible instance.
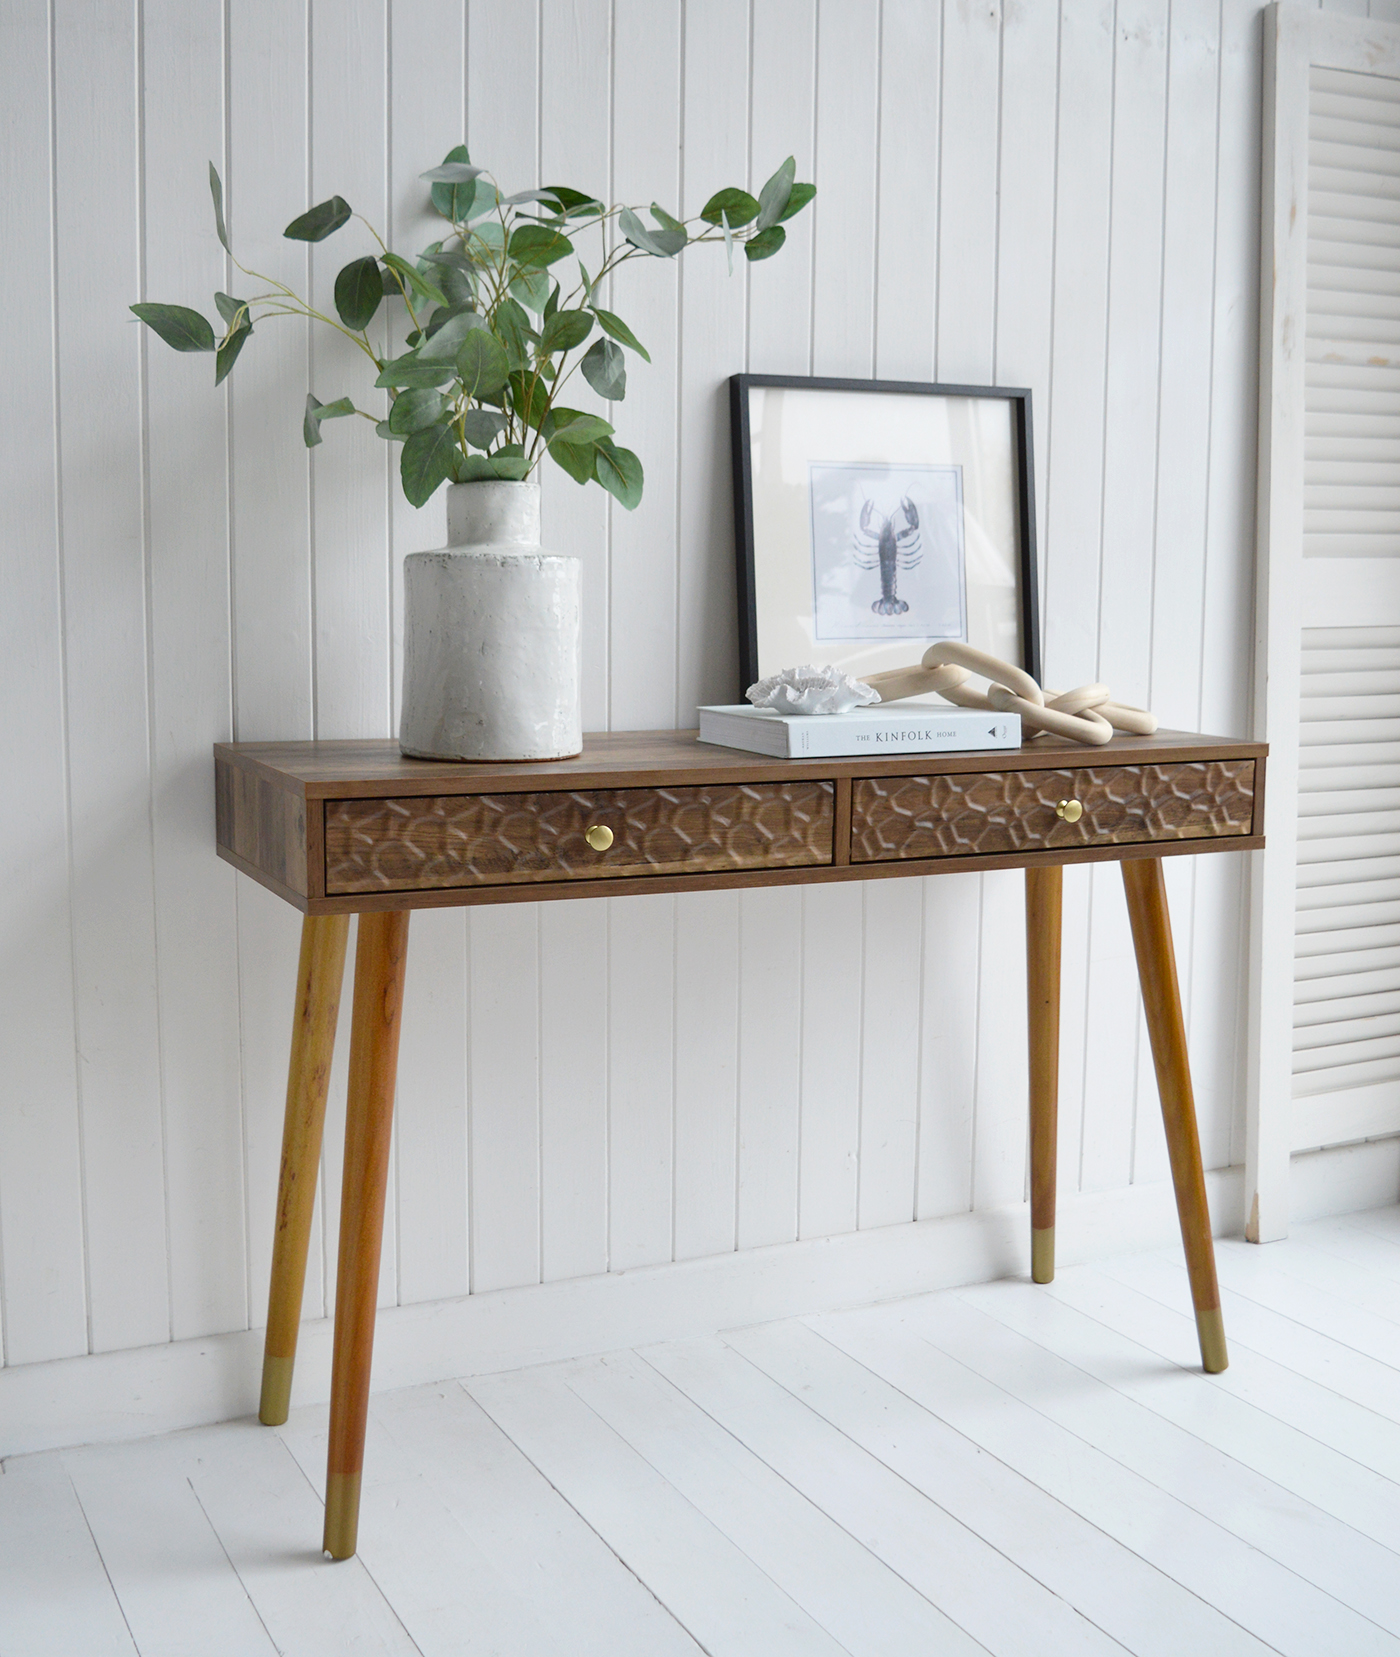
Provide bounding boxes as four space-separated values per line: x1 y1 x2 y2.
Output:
543 282 559 322
590 307 650 362
744 224 787 261
489 452 532 481
388 388 447 435
580 336 625 400
334 256 383 330
401 420 460 506
381 252 448 309
420 161 485 184
214 317 251 384
214 292 248 327
428 145 477 221
283 196 352 241
455 453 498 482
376 420 403 441
417 308 486 361
460 408 506 449
548 409 615 446
455 328 509 397
618 205 678 258
418 249 477 308
755 155 796 232
303 393 356 447
493 297 536 372
646 204 687 254
548 435 595 485
469 217 505 252
540 185 605 218
577 259 596 305
594 439 644 510
131 302 216 352
700 187 758 228
374 351 456 389
509 267 552 315
508 224 574 268
209 163 231 253
539 307 593 355
507 370 551 430
464 184 502 223
777 181 816 223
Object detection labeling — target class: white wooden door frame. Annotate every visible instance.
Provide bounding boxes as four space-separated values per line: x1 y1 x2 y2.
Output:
1249 4 1400 1243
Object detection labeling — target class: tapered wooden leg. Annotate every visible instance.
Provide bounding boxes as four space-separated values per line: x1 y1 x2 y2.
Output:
1121 857 1228 1373
1026 865 1063 1284
259 915 350 1426
323 910 410 1560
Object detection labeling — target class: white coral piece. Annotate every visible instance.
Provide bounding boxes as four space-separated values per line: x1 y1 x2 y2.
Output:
745 664 880 716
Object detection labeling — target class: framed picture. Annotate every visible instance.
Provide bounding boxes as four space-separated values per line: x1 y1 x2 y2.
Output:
729 375 1040 695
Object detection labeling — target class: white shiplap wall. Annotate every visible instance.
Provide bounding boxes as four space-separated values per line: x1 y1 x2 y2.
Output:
0 0 1371 1390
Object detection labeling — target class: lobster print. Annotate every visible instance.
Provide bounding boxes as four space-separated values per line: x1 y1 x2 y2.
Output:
853 496 923 616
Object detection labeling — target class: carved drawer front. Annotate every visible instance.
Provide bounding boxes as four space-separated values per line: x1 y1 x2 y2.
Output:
851 761 1256 863
325 780 834 893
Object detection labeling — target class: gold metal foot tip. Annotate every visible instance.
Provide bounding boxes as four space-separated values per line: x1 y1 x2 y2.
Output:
1031 1227 1055 1284
323 1471 362 1560
1196 1306 1228 1373
258 1355 295 1426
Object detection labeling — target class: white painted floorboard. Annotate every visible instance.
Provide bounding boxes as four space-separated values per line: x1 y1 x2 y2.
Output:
7 1209 1400 1655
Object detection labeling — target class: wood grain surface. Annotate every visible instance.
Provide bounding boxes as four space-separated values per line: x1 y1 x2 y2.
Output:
324 781 835 894
851 761 1256 863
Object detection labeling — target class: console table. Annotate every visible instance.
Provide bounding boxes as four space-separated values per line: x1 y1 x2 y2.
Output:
215 727 1265 1559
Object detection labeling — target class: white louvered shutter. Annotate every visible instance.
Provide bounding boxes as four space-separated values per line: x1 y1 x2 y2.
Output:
1293 67 1400 1152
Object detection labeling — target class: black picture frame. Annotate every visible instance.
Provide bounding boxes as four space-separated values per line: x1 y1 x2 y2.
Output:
729 374 1041 697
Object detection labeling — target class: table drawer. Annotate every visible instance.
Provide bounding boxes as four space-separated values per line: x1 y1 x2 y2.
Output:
851 761 1256 863
325 780 834 893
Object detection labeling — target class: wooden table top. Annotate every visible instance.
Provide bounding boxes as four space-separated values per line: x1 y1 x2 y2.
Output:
216 727 1266 800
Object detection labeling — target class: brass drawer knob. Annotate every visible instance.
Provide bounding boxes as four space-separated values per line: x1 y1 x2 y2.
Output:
1056 799 1083 824
585 823 614 851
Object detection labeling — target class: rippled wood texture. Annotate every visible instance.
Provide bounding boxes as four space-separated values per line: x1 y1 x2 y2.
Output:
325 782 835 894
851 762 1256 863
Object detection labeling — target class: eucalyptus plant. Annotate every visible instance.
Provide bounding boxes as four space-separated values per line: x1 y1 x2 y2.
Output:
132 147 814 510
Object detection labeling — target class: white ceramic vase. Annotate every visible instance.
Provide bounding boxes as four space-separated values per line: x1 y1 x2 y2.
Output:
399 480 582 761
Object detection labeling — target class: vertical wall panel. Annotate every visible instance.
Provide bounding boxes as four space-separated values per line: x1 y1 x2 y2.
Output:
751 0 819 375
468 906 541 1293
915 874 980 1220
144 0 244 1350
610 0 683 729
540 901 609 1282
0 0 86 1368
811 0 879 378
674 892 740 1259
857 881 924 1228
540 0 613 735
874 0 940 380
607 894 675 1271
798 883 864 1238
677 0 750 718
53 0 169 1356
735 888 803 1250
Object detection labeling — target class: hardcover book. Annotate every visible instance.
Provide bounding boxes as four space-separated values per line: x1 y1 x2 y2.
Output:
697 704 1021 759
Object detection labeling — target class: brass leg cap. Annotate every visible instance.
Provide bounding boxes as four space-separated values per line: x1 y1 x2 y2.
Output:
1031 1226 1055 1285
259 1354 295 1426
1196 1305 1228 1374
323 1471 362 1560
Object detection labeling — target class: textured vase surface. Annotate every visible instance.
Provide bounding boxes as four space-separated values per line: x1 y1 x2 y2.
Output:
399 480 582 761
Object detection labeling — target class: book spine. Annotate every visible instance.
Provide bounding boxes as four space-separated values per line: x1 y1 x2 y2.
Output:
790 724 1019 758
